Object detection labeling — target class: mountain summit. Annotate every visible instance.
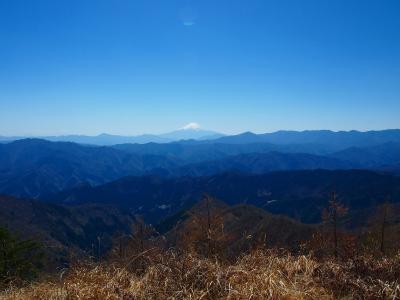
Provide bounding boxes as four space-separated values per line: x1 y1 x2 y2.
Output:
159 123 223 141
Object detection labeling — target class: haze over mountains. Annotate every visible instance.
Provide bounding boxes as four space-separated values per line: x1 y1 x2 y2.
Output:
2 128 400 146
1 129 400 199
0 126 224 145
2 128 400 147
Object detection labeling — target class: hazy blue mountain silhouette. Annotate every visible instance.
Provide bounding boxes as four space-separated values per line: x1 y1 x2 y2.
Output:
114 141 334 162
0 139 180 198
3 129 400 147
329 142 400 167
206 129 400 150
0 139 353 198
0 129 224 145
1 135 400 198
49 133 172 145
169 152 353 177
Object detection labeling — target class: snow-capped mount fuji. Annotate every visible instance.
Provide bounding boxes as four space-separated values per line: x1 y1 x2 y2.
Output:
159 125 224 141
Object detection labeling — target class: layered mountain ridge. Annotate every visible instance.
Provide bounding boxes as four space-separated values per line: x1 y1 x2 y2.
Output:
1 129 400 199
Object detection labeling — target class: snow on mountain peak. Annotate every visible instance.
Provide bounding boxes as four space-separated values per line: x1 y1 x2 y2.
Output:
182 122 201 130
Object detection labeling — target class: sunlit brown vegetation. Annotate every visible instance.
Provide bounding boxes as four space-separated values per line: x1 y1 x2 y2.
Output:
2 249 400 299
1 195 400 299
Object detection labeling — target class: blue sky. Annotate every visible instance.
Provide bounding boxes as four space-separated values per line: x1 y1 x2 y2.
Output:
0 0 399 135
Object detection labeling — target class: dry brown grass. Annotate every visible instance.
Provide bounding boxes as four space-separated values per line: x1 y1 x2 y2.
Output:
2 250 399 300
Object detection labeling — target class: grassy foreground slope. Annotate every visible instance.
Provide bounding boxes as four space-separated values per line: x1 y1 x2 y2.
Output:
2 250 399 299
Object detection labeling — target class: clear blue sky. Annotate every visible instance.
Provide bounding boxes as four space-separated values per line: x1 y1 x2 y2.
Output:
1 0 399 135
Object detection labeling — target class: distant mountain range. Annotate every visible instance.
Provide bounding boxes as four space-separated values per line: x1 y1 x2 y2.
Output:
2 129 400 148
169 152 353 177
205 129 400 150
0 139 181 198
1 130 400 198
0 128 225 145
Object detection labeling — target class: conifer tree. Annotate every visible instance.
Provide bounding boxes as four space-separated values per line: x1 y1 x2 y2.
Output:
0 226 44 285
